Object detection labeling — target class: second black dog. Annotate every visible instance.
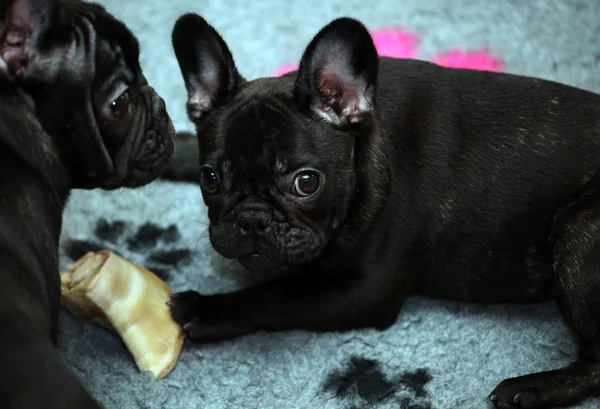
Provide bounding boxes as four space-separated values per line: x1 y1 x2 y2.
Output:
0 1 174 408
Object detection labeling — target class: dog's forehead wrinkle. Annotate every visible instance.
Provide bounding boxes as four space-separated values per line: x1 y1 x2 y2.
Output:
223 108 293 164
24 24 87 83
51 15 97 80
219 159 231 174
260 145 272 164
96 42 130 86
66 1 141 66
235 96 291 125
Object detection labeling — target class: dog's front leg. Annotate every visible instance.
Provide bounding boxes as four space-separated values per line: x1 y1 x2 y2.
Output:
169 264 412 344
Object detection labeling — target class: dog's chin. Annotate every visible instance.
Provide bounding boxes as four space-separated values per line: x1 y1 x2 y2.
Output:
99 106 176 190
210 222 330 275
236 253 291 274
95 135 175 190
220 241 327 275
129 134 176 187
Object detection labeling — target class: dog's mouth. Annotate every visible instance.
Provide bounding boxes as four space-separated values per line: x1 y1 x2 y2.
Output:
211 235 291 273
129 134 175 186
99 130 174 189
237 253 287 273
212 229 327 274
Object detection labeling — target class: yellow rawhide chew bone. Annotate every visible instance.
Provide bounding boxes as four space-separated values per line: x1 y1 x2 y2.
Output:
60 250 184 380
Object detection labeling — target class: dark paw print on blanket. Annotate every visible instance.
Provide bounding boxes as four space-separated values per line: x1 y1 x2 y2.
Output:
64 218 192 280
324 356 434 409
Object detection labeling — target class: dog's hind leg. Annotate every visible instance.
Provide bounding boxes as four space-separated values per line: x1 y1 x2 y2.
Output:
489 188 600 409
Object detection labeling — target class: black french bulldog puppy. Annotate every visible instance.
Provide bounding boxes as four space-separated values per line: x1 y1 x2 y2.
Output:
0 0 174 408
168 14 600 409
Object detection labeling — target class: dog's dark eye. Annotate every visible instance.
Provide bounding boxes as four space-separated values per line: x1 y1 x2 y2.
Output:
200 168 219 194
293 171 321 197
110 89 130 117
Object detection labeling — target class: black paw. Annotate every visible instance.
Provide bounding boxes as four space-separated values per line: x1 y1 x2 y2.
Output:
488 363 596 409
168 291 242 343
168 290 203 325
489 378 544 409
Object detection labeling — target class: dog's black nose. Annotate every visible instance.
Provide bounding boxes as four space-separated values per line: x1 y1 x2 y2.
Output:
237 210 272 235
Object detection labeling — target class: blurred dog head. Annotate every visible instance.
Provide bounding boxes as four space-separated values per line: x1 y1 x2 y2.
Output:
0 0 175 189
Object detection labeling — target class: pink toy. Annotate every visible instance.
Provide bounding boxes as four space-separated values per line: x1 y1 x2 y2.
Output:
272 28 504 76
432 49 503 72
273 63 299 78
370 28 418 59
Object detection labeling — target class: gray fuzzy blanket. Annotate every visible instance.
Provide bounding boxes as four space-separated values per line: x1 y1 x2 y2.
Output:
57 1 600 408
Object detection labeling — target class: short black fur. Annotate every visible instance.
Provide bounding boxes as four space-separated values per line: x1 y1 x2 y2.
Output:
168 15 600 409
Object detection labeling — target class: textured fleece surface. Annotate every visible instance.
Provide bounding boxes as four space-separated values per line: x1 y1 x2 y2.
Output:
57 1 600 408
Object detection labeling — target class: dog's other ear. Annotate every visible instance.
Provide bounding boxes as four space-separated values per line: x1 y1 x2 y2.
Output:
172 14 244 122
293 17 379 127
0 0 58 77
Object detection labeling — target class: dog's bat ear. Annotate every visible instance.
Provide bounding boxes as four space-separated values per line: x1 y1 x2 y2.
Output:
172 14 244 123
0 0 58 77
293 17 379 127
